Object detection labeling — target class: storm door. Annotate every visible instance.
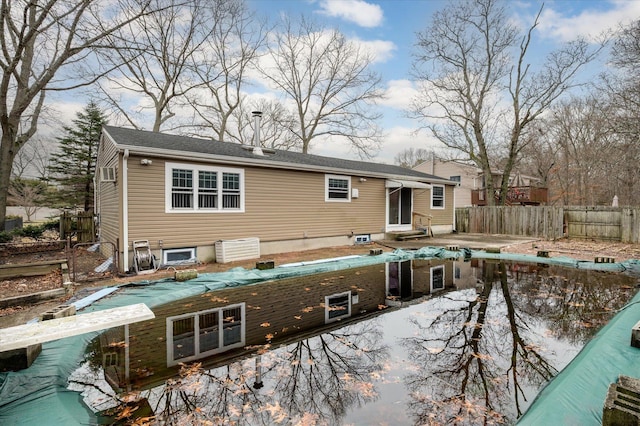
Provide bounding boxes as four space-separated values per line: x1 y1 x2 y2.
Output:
386 260 413 299
387 187 412 229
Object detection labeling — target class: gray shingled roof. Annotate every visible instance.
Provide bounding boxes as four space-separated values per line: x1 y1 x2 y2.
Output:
103 125 451 183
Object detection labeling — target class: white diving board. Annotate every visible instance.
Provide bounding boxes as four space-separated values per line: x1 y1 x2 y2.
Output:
0 303 155 352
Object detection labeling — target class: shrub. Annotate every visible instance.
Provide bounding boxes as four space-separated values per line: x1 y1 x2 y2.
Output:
13 224 45 240
0 231 13 243
42 219 60 231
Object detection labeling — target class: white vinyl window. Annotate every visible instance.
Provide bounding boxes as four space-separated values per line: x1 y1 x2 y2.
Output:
166 304 245 366
325 175 351 202
166 162 244 213
431 184 445 209
325 291 352 323
100 167 116 182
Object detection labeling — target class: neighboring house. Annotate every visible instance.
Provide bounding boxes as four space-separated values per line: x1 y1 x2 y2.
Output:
96 125 456 273
414 159 546 207
414 159 478 207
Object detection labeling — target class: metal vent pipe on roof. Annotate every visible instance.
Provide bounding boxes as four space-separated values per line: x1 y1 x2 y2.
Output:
251 111 264 156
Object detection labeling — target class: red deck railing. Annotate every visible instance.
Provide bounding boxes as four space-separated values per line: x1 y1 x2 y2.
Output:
471 186 548 206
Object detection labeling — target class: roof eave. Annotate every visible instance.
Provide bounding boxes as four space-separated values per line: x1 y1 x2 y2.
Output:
114 142 455 186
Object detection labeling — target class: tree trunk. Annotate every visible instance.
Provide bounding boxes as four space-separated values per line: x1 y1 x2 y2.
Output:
0 131 17 228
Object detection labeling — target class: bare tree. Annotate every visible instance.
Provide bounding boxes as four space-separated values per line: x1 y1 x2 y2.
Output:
8 178 47 222
602 19 640 205
410 0 602 205
394 147 433 169
228 98 298 150
97 0 211 132
548 98 614 205
515 122 558 190
260 16 384 157
186 0 267 142
11 138 52 180
0 0 159 227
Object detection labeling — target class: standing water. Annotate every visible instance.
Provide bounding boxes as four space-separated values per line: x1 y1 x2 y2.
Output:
16 258 640 424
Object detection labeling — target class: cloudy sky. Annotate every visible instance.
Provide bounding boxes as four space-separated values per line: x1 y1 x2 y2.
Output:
46 0 640 165
248 0 640 162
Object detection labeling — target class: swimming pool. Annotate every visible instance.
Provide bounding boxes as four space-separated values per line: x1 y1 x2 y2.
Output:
67 258 637 425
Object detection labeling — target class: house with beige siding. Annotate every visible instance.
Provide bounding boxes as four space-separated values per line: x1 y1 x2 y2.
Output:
96 125 456 273
414 158 546 207
414 159 480 207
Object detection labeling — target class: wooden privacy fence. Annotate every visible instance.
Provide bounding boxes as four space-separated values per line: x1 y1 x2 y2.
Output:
564 207 640 242
456 206 640 243
60 211 96 243
457 206 564 240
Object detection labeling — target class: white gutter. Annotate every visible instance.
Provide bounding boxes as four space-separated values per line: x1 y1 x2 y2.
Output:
123 149 129 272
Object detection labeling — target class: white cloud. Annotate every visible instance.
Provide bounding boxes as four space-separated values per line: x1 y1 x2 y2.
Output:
372 126 441 164
310 124 442 165
380 79 418 110
537 0 640 42
317 0 383 28
354 38 396 63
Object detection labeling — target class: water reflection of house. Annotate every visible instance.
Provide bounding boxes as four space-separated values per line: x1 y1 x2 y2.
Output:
95 260 456 391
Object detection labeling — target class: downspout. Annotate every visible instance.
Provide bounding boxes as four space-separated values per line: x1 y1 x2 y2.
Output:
123 149 130 272
93 174 98 239
453 184 457 232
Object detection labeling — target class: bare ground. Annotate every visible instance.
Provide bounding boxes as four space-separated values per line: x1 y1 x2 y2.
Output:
1 237 639 328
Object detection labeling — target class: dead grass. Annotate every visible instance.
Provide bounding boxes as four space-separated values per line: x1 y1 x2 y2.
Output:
503 238 640 262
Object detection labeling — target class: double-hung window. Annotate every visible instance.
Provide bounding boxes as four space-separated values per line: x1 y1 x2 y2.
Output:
172 169 193 208
198 171 217 208
430 265 445 292
222 172 240 208
325 175 351 202
431 184 445 209
166 162 244 212
166 303 245 366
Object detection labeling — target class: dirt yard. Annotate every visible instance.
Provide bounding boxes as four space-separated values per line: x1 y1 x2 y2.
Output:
1 236 639 328
502 238 640 262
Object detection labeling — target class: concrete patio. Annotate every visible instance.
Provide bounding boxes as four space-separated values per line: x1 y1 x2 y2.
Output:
377 232 540 251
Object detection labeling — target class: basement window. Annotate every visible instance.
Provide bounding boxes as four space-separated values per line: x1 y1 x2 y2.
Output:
163 248 196 265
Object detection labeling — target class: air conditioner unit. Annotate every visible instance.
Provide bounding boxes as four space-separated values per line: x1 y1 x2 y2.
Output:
215 237 260 263
100 167 116 182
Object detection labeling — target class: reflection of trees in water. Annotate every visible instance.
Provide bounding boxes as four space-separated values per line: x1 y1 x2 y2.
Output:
81 320 388 424
150 362 271 424
506 264 635 344
403 263 559 425
275 322 388 424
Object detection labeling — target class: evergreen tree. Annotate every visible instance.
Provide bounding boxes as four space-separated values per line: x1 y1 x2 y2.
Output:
47 101 107 211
